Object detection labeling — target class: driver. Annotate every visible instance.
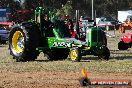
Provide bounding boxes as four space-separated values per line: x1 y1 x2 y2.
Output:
41 14 54 37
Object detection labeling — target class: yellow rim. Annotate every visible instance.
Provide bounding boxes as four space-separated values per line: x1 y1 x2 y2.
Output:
70 50 78 61
12 31 24 53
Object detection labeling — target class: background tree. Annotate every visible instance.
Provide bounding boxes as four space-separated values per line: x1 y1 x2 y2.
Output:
56 0 73 18
1 0 132 19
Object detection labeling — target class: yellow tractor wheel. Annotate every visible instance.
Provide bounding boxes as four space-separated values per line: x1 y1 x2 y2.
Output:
69 48 81 62
9 24 40 62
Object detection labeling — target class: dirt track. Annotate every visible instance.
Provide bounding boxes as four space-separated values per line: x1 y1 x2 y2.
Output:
0 71 132 88
0 30 132 88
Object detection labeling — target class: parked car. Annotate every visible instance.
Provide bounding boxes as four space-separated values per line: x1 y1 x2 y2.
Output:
0 22 13 44
97 16 120 30
0 35 1 43
0 27 9 44
118 32 132 50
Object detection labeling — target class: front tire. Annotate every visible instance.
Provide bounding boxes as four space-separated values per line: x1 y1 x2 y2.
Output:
98 47 110 60
9 23 40 62
69 48 81 62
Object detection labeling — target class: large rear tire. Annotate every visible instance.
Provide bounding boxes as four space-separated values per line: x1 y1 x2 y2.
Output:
9 23 40 62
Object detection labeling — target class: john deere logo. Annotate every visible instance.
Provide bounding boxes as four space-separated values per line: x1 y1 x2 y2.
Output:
53 42 71 47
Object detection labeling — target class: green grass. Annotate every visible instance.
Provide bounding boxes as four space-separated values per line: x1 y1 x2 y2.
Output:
0 56 132 73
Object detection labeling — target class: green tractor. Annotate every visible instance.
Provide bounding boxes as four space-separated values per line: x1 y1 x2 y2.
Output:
8 7 110 62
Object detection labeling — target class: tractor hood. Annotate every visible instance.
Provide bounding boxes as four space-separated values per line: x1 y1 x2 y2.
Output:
47 37 87 48
60 38 89 48
64 38 87 46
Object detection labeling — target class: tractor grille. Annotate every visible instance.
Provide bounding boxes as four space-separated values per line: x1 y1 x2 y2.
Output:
92 30 103 42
